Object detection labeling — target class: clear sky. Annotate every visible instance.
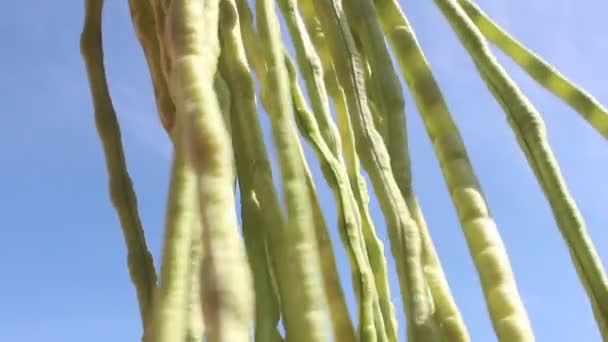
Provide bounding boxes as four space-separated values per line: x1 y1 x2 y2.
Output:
1 0 606 341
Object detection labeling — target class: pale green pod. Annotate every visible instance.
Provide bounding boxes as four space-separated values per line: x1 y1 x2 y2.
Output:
80 2 157 339
287 56 384 342
278 3 382 340
153 135 199 342
371 0 533 340
127 0 175 133
334 86 399 342
435 0 608 336
233 2 354 341
289 3 401 335
287 12 396 331
148 0 172 95
165 0 254 340
217 1 284 340
458 0 608 139
310 0 440 340
297 139 358 342
186 213 204 342
343 1 470 340
277 0 341 157
229 0 353 338
255 0 329 339
410 197 470 342
274 0 399 337
342 0 470 339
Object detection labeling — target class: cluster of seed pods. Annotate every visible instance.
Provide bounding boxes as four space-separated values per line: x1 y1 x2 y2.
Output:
80 0 608 341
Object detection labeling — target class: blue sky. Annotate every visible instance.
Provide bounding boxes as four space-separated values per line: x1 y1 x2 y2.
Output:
1 0 606 341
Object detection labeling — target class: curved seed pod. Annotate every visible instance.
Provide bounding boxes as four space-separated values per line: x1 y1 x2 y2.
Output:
287 56 382 342
371 0 531 340
310 0 440 340
435 0 608 336
127 0 175 133
80 1 157 337
458 0 608 139
165 0 254 341
217 1 284 340
344 0 470 339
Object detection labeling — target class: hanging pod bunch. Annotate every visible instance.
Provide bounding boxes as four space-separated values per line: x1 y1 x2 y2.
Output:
80 0 608 341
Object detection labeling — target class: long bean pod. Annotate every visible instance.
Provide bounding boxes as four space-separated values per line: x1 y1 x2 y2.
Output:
275 0 398 338
148 0 172 91
80 2 157 338
333 84 399 342
287 10 398 332
153 134 198 342
343 0 470 340
278 3 384 340
233 3 354 340
185 212 204 342
254 0 329 339
458 0 608 139
345 2 459 339
310 0 441 339
165 0 254 340
371 0 533 340
127 0 175 133
217 1 285 340
287 57 384 342
435 0 608 336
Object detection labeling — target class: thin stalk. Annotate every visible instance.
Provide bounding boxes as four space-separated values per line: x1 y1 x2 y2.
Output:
435 0 608 336
458 0 608 139
372 0 532 340
80 1 157 338
165 0 254 340
310 0 440 339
